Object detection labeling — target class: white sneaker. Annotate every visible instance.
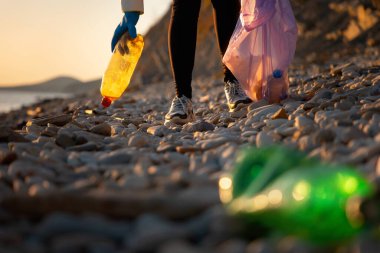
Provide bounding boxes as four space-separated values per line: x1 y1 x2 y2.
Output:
224 80 252 112
165 95 195 125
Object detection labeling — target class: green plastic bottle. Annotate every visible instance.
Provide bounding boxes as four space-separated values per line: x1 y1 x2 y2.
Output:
219 147 375 244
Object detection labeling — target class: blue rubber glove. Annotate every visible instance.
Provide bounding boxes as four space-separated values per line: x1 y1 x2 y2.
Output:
111 12 140 52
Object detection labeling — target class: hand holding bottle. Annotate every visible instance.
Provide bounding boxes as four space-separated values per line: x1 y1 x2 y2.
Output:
101 34 144 107
111 12 140 52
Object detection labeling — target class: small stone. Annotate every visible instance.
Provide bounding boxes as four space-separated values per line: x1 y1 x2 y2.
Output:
283 101 303 113
157 142 176 153
334 118 353 127
0 151 18 165
376 157 380 176
30 114 72 126
217 239 247 253
271 108 288 119
26 124 44 135
302 102 319 110
8 160 55 179
62 177 99 192
336 127 367 144
0 127 29 143
361 100 380 114
23 133 38 142
376 133 380 143
41 125 59 137
246 120 264 130
312 129 335 144
331 62 353 76
25 176 45 185
147 125 172 137
247 104 282 121
246 239 274 253
183 121 216 133
176 146 200 154
110 124 125 136
256 132 275 147
73 131 104 144
363 122 379 137
247 100 268 112
218 143 238 166
241 131 258 138
26 106 42 117
335 100 353 111
207 114 220 125
314 110 351 125
128 133 149 148
8 143 41 158
298 135 317 152
348 138 375 150
34 136 54 144
199 95 210 103
308 88 333 103
274 126 297 137
90 123 112 136
294 116 315 130
13 179 28 193
123 117 145 127
127 214 187 252
66 142 99 152
319 101 334 110
342 67 360 79
35 213 129 241
55 132 76 148
198 137 238 151
159 241 202 253
97 149 132 165
345 143 380 164
119 175 150 190
28 181 55 196
127 123 138 131
265 119 289 129
230 108 248 119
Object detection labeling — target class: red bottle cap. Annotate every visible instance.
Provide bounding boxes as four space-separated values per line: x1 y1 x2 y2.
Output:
101 97 112 108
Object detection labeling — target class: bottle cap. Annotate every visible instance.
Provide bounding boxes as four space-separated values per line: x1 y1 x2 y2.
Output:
273 69 283 78
101 97 112 108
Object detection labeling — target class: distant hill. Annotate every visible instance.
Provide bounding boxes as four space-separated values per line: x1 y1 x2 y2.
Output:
0 77 100 94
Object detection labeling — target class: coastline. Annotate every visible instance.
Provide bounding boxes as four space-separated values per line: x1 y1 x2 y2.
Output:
0 90 72 114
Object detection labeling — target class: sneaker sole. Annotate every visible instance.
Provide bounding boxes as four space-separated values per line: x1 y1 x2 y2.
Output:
164 114 195 125
228 100 252 112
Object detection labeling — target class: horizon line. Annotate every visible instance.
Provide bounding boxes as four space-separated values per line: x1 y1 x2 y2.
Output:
0 75 102 88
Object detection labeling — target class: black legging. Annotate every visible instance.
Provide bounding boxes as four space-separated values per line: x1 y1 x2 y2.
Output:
169 0 240 99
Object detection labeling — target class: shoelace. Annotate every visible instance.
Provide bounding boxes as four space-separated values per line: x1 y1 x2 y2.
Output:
227 81 246 97
171 96 186 114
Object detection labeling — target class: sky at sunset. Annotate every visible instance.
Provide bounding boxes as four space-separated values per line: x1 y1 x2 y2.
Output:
0 0 171 86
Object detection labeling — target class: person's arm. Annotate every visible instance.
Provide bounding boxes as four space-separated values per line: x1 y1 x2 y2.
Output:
111 0 144 52
121 0 144 14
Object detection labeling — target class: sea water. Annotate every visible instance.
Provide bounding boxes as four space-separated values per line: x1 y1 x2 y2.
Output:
0 90 71 113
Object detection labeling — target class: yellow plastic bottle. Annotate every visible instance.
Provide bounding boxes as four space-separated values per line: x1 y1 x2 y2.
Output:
100 33 144 107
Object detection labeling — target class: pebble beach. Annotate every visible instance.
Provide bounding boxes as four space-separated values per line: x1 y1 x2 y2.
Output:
1 48 380 252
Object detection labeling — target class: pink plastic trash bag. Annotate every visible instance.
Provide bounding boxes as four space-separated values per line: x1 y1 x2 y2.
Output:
223 0 298 103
